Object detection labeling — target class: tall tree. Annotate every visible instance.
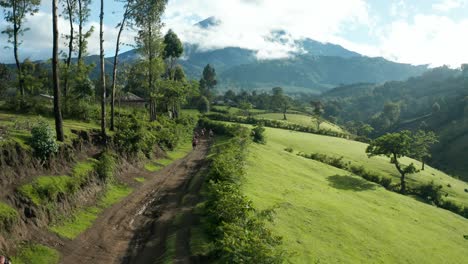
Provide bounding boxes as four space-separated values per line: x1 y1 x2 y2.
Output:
311 101 324 130
199 64 217 100
133 0 168 122
110 0 132 131
62 0 77 98
163 29 183 80
411 130 438 170
52 0 64 141
99 0 106 139
0 0 41 98
271 87 289 120
76 0 92 63
366 131 418 194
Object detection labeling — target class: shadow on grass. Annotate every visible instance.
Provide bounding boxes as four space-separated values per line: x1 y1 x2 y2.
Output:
327 174 376 192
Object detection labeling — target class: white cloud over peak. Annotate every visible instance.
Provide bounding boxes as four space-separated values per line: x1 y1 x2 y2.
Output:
162 0 371 59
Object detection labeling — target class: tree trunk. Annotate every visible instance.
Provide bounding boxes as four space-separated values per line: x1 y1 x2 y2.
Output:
110 5 129 131
77 0 83 63
393 153 406 194
52 0 64 142
148 23 156 122
12 1 24 98
64 0 74 98
99 0 107 140
422 161 425 171
283 110 287 120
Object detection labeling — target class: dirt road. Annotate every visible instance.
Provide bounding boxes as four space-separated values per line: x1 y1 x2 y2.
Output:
58 140 209 264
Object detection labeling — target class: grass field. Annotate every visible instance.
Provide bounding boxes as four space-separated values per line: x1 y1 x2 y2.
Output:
243 127 468 263
256 113 345 133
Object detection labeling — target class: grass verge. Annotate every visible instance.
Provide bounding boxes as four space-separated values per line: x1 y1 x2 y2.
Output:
49 184 133 239
11 244 60 264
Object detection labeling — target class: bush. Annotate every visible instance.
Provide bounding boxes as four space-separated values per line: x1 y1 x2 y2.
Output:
252 124 266 144
380 177 392 189
114 115 145 154
96 151 117 182
62 100 99 122
200 122 286 262
284 147 293 153
30 121 59 161
0 202 18 231
416 181 443 205
439 200 464 215
198 96 210 113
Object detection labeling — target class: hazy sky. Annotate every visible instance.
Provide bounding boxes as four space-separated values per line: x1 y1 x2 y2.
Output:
1 0 468 67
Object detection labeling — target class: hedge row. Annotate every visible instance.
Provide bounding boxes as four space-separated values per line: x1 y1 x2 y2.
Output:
298 152 468 219
206 113 349 139
298 152 393 189
199 120 287 263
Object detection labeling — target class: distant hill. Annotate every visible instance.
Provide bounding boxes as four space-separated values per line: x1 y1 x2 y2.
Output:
4 17 428 94
321 66 468 180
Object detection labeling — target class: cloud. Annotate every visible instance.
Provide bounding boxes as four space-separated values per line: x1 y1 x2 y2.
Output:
378 15 468 67
162 0 371 59
0 10 135 63
432 0 467 12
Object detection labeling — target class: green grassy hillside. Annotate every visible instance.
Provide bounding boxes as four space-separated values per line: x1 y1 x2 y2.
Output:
256 113 345 133
243 127 468 263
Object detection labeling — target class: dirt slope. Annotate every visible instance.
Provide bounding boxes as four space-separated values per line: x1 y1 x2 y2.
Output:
58 140 209 264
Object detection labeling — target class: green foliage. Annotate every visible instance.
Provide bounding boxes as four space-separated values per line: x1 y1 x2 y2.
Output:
206 112 348 138
18 160 97 206
197 96 210 113
11 244 60 264
0 202 18 231
416 181 443 205
252 124 266 144
96 151 117 181
163 29 183 61
18 176 73 205
197 122 286 262
30 121 59 161
114 115 145 154
366 131 418 193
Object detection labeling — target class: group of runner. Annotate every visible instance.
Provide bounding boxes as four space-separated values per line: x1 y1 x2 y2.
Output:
192 127 214 149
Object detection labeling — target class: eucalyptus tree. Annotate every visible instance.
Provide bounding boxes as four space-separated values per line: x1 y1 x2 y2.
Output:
163 29 183 80
52 0 64 141
99 0 106 139
133 0 168 121
0 0 41 98
76 0 93 63
62 0 78 97
111 0 134 131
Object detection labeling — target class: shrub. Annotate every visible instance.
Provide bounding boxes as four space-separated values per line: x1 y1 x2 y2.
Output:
114 115 145 154
417 181 443 205
30 121 59 161
96 151 117 182
252 124 266 144
62 100 99 122
380 177 392 189
284 147 293 153
439 200 464 215
198 96 210 113
0 202 18 231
